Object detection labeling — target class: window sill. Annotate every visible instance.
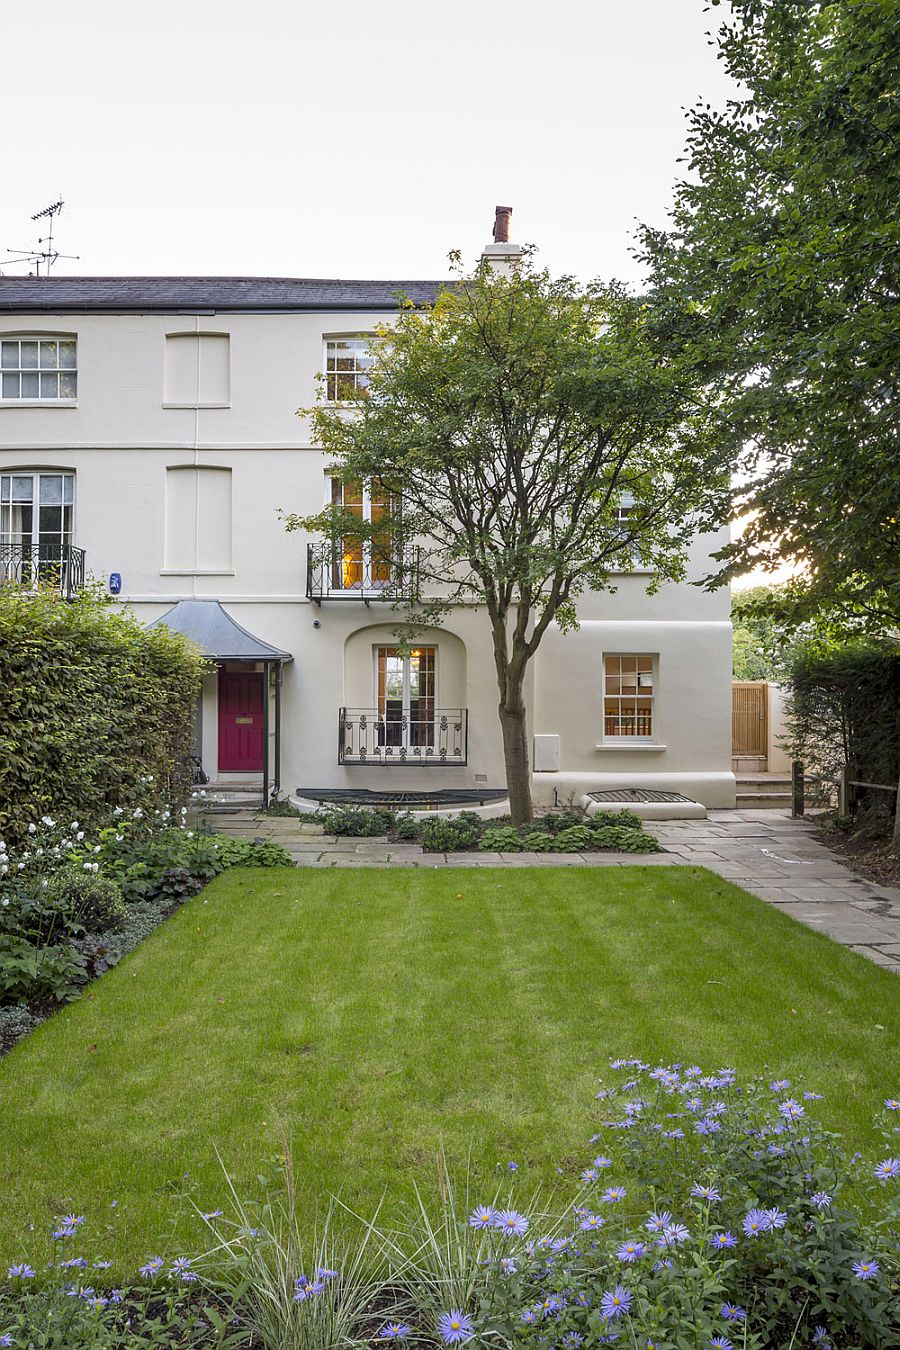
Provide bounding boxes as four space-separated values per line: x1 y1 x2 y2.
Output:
0 400 77 409
162 402 231 410
159 568 235 576
595 742 667 752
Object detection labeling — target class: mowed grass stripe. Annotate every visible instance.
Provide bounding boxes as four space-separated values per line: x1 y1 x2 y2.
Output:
0 865 898 1274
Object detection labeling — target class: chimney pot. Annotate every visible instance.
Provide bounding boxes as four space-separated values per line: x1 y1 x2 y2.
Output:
493 205 513 244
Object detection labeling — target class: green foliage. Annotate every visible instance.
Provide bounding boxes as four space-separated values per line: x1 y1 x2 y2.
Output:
639 0 900 627
478 827 523 853
521 831 553 852
0 1284 244 1347
551 826 595 853
0 936 87 1005
419 815 482 853
786 637 900 835
0 588 206 847
285 257 730 822
590 826 661 853
209 836 293 869
587 808 643 831
314 806 397 837
393 813 421 840
44 868 126 933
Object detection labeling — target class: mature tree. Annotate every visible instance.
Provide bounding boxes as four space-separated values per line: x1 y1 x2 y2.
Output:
637 0 900 629
285 259 729 823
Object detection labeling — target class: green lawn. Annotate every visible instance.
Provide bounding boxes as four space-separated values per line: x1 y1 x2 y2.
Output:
1 865 899 1274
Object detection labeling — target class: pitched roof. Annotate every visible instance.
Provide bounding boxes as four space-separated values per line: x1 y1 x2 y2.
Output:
146 599 291 661
0 276 447 313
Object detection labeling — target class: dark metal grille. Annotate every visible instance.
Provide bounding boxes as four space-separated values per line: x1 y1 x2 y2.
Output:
587 788 696 804
338 707 467 766
295 787 506 807
306 542 420 604
0 543 85 599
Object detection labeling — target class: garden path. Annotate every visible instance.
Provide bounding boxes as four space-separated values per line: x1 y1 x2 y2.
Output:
208 807 900 972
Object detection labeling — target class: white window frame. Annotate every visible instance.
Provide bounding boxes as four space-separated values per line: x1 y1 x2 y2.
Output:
0 336 77 403
323 474 398 594
372 643 440 752
602 653 657 742
323 335 374 402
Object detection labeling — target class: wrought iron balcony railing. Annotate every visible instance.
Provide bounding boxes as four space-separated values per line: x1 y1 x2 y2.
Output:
338 707 468 766
0 543 86 600
306 542 420 604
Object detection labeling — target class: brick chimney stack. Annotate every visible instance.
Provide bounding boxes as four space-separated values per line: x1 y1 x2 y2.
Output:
481 203 523 273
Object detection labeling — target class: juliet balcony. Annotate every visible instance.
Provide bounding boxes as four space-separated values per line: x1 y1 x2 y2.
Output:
338 707 468 766
0 543 86 600
306 542 421 605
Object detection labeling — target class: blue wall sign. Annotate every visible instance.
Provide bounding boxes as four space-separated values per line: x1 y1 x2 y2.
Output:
109 573 122 594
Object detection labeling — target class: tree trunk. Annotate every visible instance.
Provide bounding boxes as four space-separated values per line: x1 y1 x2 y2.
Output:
500 700 533 826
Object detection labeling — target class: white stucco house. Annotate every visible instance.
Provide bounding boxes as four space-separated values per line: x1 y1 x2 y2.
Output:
0 222 736 813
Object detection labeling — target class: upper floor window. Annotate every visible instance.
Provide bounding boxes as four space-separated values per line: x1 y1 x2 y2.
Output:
1 338 77 401
604 654 655 738
164 333 230 407
325 337 373 401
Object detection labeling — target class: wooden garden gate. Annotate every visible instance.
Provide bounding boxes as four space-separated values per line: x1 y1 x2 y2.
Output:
732 681 768 756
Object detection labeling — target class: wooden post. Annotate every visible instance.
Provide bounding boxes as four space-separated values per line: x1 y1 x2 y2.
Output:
839 764 858 819
791 760 804 817
893 776 900 850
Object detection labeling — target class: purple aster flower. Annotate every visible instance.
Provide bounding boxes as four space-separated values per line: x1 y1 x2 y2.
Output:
294 1277 325 1300
852 1259 879 1280
742 1208 769 1237
601 1186 626 1203
645 1210 672 1233
52 1226 76 1240
661 1223 690 1246
59 1257 88 1269
695 1118 720 1135
803 1091 823 1100
0 1335 12 1347
469 1205 496 1229
616 1240 645 1262
764 1208 788 1230
779 1100 804 1122
610 1058 628 1069
139 1256 164 1277
690 1184 721 1202
579 1213 605 1232
663 1127 685 1139
316 1267 339 1279
60 1214 85 1228
769 1079 790 1093
438 1312 475 1345
93 1260 112 1270
709 1231 737 1249
201 1208 223 1220
885 1098 900 1111
378 1324 412 1339
169 1256 196 1282
810 1191 832 1210
494 1209 529 1237
580 1167 599 1182
537 1296 563 1317
874 1158 900 1181
7 1264 35 1279
520 1309 537 1325
599 1285 633 1320
812 1330 831 1349
593 1155 613 1169
500 1256 517 1273
721 1303 745 1320
709 1338 733 1350
507 1161 518 1172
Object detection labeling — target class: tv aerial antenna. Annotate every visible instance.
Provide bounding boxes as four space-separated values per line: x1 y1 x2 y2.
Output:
3 199 79 276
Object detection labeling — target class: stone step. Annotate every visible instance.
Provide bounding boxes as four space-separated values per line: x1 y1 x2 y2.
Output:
735 791 792 809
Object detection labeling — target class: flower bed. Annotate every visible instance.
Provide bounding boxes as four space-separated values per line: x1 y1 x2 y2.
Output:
0 806 291 1054
3 1060 898 1346
312 805 661 854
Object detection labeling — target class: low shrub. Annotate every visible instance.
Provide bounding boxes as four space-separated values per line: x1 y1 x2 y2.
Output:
588 807 643 830
590 825 661 853
315 806 397 837
44 868 127 933
210 836 293 869
393 813 420 840
479 826 523 852
551 825 595 852
0 1003 39 1051
0 936 87 1005
419 816 482 852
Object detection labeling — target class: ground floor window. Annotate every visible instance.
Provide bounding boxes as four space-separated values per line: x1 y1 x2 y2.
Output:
376 646 436 748
604 654 655 738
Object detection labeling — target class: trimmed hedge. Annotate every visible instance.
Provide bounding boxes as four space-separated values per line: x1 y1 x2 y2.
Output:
0 588 206 846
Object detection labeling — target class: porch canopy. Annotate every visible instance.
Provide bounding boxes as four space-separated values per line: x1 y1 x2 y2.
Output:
148 600 291 803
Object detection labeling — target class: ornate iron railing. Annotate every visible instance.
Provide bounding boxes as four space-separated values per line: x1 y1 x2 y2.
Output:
306 542 420 604
0 543 86 599
338 707 468 766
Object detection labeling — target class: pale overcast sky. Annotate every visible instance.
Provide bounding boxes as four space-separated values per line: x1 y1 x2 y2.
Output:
3 0 736 285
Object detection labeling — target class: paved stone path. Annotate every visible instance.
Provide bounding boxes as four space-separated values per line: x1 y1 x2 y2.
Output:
210 808 900 972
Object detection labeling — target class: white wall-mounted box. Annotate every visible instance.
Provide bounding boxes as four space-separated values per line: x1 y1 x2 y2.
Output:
534 734 560 772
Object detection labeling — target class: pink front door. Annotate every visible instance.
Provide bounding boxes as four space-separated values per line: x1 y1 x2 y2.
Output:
218 669 264 771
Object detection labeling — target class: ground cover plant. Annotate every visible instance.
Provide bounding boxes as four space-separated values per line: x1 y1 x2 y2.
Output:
312 805 660 854
1 865 898 1279
2 1061 899 1347
0 807 291 1053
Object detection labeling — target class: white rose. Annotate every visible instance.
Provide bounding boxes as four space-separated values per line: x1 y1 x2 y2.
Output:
77 832 84 841
113 807 123 817
70 822 79 830
28 824 36 834
41 816 56 828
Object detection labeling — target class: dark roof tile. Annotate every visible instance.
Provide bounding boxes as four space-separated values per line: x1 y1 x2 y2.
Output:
0 276 448 312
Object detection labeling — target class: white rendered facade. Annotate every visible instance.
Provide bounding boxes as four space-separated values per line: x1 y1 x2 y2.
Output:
0 269 736 809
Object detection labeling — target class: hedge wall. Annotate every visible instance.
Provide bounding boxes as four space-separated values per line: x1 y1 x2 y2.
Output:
785 639 900 829
0 588 207 846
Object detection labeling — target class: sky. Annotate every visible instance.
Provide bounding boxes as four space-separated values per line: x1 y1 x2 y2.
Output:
2 0 737 286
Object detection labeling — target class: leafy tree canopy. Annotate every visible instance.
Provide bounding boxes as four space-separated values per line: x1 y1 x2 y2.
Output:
285 257 731 822
638 0 900 629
